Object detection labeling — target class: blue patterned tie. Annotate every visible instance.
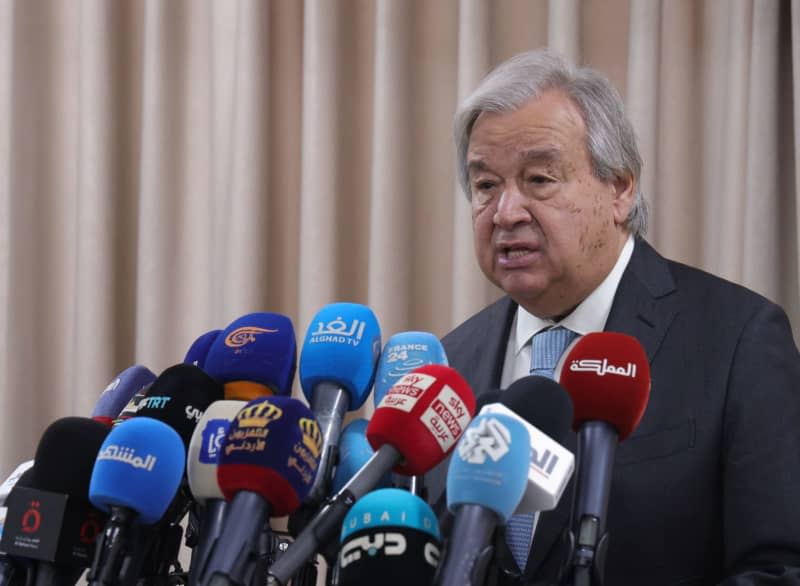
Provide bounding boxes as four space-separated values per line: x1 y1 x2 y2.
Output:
505 326 578 572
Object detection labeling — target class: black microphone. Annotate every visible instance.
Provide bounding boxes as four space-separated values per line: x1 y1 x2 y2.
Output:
0 418 110 586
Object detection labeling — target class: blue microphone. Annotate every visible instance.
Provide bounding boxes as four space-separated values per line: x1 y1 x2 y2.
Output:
87 417 186 586
299 303 381 505
91 365 156 427
373 331 448 406
337 488 441 586
184 329 222 370
196 397 321 586
204 313 297 401
434 412 531 586
331 419 391 494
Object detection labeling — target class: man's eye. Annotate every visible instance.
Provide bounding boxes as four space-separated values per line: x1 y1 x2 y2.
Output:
475 181 496 191
528 175 551 184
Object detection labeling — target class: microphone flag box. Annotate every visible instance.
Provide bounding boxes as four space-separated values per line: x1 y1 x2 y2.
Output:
480 403 575 514
0 487 105 565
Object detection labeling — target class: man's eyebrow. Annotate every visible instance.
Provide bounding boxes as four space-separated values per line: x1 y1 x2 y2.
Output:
520 147 563 163
466 159 491 175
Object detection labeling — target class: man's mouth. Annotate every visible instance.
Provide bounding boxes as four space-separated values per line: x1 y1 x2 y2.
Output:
505 247 533 259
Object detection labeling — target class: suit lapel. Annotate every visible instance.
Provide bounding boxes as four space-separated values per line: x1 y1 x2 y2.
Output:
524 238 679 579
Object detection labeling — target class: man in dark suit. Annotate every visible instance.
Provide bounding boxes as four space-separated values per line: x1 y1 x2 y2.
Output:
433 49 800 585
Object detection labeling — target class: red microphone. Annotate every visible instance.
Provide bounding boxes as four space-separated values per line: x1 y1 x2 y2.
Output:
267 364 476 585
558 332 650 585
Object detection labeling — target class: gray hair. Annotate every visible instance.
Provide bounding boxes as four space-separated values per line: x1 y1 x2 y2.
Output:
454 49 648 236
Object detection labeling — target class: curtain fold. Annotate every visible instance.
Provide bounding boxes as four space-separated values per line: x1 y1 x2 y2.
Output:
0 0 797 473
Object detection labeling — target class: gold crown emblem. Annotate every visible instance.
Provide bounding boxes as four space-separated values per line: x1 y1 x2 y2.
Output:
237 402 283 428
225 326 278 348
299 417 322 459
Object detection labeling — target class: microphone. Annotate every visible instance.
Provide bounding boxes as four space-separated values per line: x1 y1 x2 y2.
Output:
0 461 34 507
434 412 531 586
185 330 222 370
479 376 575 514
558 332 650 586
135 363 225 449
194 396 322 586
299 302 381 508
186 400 245 586
267 364 476 585
337 488 441 586
372 331 448 405
204 312 297 401
330 420 391 494
92 365 156 427
373 331 448 498
128 363 223 582
0 417 110 586
87 417 186 586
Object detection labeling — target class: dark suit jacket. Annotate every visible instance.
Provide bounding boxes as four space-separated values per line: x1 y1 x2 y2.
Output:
434 238 800 585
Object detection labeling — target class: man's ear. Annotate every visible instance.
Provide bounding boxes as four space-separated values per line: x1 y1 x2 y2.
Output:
611 173 636 226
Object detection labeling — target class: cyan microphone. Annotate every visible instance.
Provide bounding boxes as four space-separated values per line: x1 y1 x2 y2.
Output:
92 365 156 427
268 364 476 585
559 332 650 586
204 312 297 401
184 329 222 370
373 331 448 498
0 417 110 586
337 488 441 586
194 397 322 586
433 412 531 586
331 419 391 494
299 303 381 510
87 417 186 586
185 400 245 586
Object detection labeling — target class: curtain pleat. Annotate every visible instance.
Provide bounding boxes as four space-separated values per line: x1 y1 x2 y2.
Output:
0 0 797 473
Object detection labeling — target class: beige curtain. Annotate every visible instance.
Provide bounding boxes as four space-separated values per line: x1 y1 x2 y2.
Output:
0 0 797 477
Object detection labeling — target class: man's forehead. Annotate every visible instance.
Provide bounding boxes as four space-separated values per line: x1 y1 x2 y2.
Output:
467 146 565 172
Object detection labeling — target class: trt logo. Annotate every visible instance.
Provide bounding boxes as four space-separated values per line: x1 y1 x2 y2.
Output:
457 417 511 465
339 532 406 568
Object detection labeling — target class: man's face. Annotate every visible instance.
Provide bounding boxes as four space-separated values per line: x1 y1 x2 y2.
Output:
468 89 634 318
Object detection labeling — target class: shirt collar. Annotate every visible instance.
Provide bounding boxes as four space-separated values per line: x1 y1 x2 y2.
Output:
513 234 635 356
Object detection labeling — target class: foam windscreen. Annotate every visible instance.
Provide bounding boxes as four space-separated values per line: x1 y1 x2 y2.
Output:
338 488 441 586
92 365 157 426
89 417 186 524
216 396 321 516
204 312 297 400
331 419 391 494
367 364 476 476
299 302 382 409
373 331 448 406
187 400 245 501
135 363 224 448
32 417 110 498
184 329 222 370
495 376 574 444
559 332 650 440
446 412 532 523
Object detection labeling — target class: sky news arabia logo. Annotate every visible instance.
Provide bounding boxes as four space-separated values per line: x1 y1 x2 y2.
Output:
224 326 278 349
309 317 367 347
457 417 512 465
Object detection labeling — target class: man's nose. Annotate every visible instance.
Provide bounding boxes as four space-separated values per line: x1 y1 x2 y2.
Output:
493 185 531 228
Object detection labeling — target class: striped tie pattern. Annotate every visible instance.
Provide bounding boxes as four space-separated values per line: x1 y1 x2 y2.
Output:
505 326 578 572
